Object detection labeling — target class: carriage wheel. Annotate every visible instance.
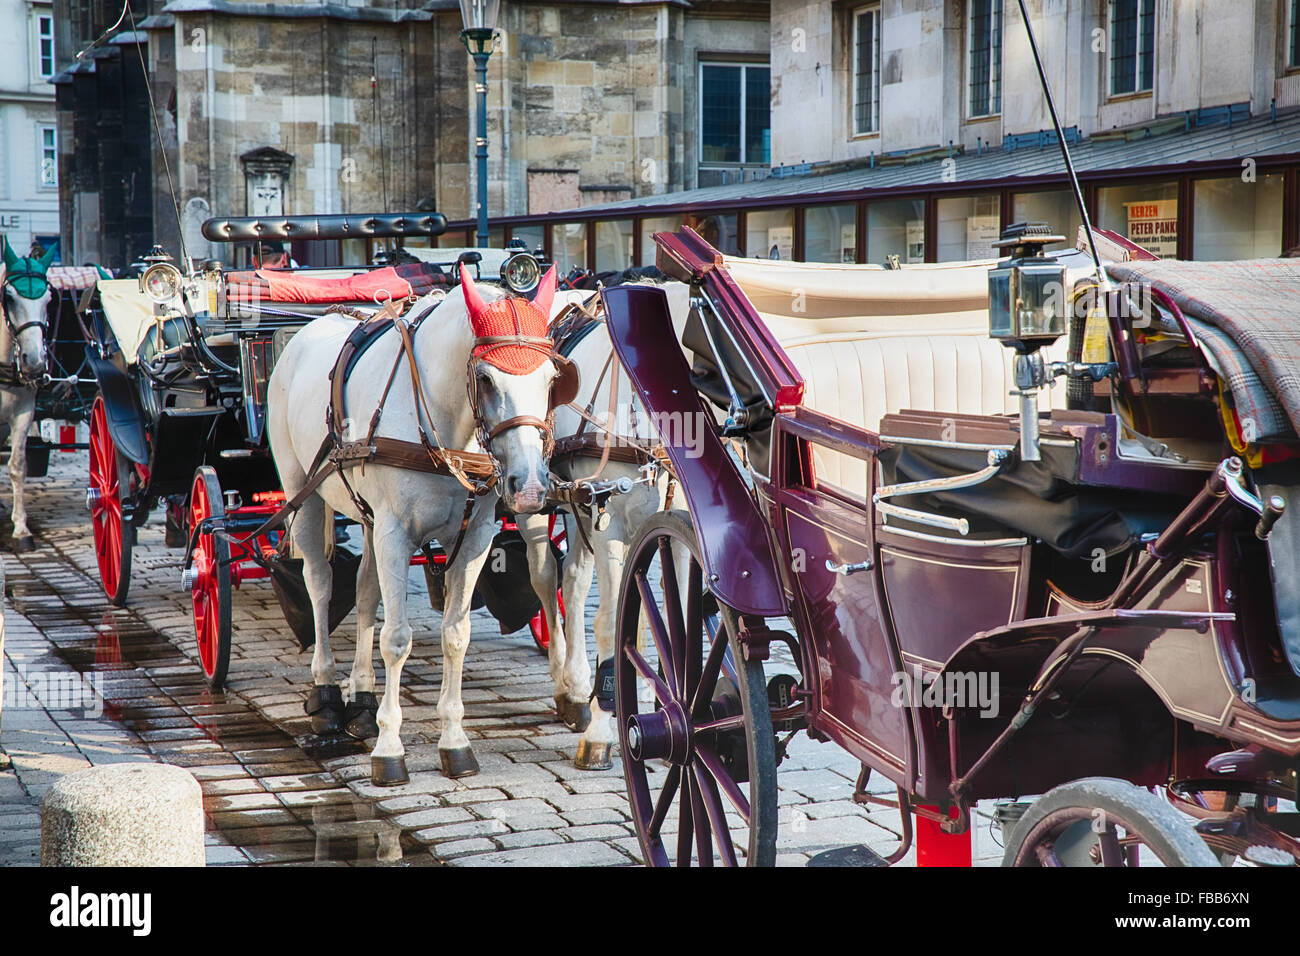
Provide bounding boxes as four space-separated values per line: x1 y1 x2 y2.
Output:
1003 778 1221 867
188 467 231 689
615 510 778 867
88 395 134 606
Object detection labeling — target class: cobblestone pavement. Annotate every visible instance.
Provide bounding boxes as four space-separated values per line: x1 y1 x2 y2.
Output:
0 454 1008 866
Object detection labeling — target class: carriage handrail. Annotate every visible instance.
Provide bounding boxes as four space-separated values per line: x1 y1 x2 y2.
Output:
201 212 448 244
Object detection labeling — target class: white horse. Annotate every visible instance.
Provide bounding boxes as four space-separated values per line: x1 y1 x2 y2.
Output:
518 280 692 770
266 265 583 785
0 238 54 551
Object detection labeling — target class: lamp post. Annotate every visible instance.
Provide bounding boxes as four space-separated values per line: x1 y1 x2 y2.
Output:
459 0 500 248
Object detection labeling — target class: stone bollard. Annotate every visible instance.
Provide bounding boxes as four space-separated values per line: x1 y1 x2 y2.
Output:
42 763 205 866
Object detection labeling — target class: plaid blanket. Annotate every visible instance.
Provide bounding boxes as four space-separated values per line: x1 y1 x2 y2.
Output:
1106 259 1300 443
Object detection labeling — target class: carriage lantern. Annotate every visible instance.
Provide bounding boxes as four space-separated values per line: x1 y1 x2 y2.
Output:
987 221 1068 352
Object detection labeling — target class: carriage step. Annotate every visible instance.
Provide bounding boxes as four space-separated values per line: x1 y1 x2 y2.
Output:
806 845 889 868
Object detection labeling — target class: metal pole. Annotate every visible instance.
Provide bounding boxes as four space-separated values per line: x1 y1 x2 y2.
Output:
473 50 491 248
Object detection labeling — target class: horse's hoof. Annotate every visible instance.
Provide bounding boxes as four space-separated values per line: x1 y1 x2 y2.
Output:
555 696 592 732
439 747 480 779
15 536 34 553
575 738 613 771
370 754 409 787
343 692 379 740
305 684 344 736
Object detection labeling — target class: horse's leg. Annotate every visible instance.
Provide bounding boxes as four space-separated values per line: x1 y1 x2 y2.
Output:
370 511 418 785
9 395 35 549
434 518 494 779
343 523 380 739
294 496 343 735
518 513 587 731
567 515 617 769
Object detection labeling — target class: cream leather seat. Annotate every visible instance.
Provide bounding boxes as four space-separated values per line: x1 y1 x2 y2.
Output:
723 256 1072 495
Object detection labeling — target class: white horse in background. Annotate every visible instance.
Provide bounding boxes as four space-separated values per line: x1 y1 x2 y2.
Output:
0 238 55 551
266 265 580 785
518 280 693 770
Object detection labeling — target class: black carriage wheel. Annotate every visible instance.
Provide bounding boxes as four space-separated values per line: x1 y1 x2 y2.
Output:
1004 777 1221 867
88 395 134 606
616 510 778 867
189 466 232 689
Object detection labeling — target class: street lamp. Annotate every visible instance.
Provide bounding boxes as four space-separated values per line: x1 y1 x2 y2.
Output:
459 0 500 248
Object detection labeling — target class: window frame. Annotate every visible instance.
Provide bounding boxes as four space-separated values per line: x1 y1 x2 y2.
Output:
1107 0 1155 98
38 125 57 189
36 14 54 79
851 3 881 137
697 60 771 168
967 0 1003 119
1289 0 1300 71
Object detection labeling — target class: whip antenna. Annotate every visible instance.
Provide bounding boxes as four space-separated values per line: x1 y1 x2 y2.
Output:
1014 0 1110 291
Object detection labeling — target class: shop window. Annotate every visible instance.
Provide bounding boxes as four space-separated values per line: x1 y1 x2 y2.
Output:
968 0 1002 118
550 223 587 272
936 194 1000 262
865 199 925 264
510 224 545 256
1097 181 1179 258
804 204 858 263
1109 0 1154 96
1192 174 1285 260
745 208 795 260
1012 189 1083 252
595 220 634 273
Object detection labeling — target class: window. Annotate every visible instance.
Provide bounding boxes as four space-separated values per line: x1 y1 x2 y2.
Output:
1193 174 1285 260
39 126 56 188
853 5 881 135
1290 0 1300 69
1012 189 1082 252
968 0 1002 117
699 63 771 166
37 15 54 78
549 222 587 271
745 209 794 260
594 220 633 272
1097 181 1179 258
936 194 1000 262
804 205 857 263
1109 0 1154 96
865 199 925 264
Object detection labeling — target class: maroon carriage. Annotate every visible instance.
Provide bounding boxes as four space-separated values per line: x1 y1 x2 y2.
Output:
598 223 1300 867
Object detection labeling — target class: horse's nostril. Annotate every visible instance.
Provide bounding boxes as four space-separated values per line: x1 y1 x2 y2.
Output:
505 475 522 497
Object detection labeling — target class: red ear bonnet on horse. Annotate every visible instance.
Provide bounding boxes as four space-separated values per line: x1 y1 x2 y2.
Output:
462 263 559 375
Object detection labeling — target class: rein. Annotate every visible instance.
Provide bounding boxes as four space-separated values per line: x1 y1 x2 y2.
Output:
0 263 50 387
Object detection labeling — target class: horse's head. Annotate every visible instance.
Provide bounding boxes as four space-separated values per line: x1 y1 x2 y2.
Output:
1 237 54 382
461 263 575 514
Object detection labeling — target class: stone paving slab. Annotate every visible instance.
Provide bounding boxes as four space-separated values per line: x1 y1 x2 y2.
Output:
0 454 1010 866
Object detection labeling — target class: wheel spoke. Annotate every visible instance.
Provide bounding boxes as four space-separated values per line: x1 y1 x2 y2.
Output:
695 742 751 825
634 569 678 699
677 772 694 866
691 762 738 867
694 713 746 734
1097 825 1125 867
656 538 688 697
688 764 713 866
648 764 681 839
690 625 731 718
624 645 673 707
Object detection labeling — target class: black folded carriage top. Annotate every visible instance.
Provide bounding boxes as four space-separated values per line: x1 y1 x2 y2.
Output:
201 213 447 243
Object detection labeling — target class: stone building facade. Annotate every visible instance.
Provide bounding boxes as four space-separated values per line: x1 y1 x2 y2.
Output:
0 0 60 257
51 0 770 266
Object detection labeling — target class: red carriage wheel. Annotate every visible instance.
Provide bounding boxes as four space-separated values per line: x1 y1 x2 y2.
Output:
87 395 134 606
615 510 778 867
187 466 232 689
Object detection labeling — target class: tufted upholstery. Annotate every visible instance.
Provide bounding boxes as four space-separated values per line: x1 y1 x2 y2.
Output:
722 255 1074 495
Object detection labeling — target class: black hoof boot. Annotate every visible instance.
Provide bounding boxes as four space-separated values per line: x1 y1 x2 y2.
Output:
343 692 379 740
370 754 409 787
440 747 480 779
305 685 344 736
575 739 613 771
15 536 34 553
